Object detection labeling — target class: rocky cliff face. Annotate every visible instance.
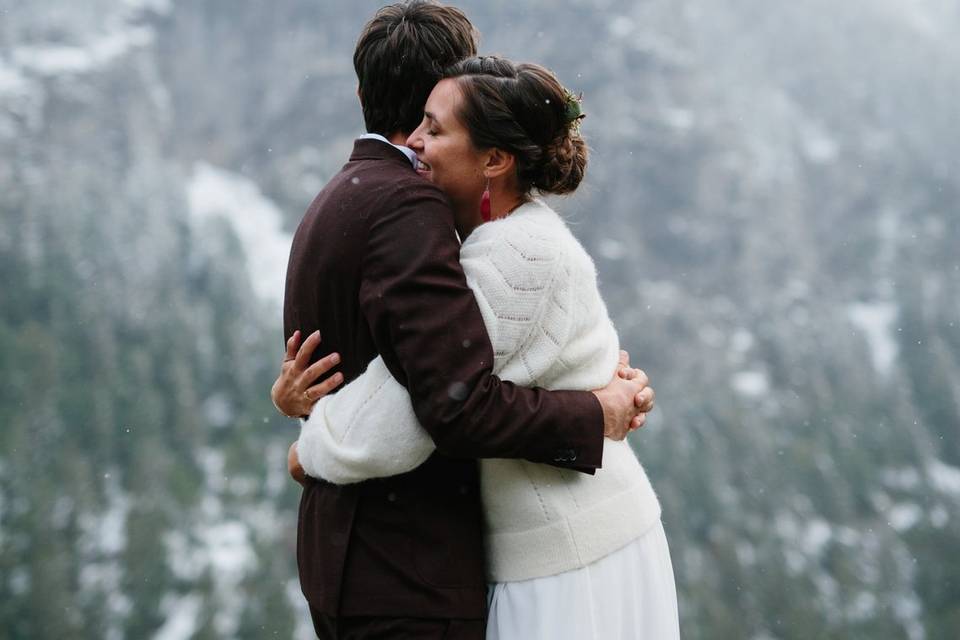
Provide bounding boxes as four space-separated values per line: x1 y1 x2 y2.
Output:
1 1 958 637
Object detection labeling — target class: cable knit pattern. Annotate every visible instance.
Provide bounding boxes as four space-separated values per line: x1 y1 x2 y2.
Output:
297 198 661 582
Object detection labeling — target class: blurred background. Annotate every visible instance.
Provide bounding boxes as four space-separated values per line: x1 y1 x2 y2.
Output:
1 0 958 638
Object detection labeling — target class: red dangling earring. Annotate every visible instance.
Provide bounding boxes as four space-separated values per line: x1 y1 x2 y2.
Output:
480 178 491 222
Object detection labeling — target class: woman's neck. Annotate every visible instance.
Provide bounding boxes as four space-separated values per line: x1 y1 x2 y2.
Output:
456 183 528 240
488 175 528 219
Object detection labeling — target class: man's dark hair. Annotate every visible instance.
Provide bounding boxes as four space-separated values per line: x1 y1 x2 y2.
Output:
354 1 478 136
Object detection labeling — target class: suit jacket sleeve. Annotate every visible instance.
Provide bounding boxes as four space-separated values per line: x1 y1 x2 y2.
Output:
358 182 604 471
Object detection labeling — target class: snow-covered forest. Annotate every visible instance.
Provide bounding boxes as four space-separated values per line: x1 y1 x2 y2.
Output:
1 0 959 637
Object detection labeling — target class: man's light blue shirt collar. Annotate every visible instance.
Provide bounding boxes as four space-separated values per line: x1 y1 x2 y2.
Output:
358 133 417 167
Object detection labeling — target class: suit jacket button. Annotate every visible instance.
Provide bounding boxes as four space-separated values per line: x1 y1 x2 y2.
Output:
387 492 397 502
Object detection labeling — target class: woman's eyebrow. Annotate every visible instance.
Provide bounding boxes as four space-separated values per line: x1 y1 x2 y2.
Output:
424 111 440 127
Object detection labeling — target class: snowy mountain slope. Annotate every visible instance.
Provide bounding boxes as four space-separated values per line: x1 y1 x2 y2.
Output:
1 1 958 638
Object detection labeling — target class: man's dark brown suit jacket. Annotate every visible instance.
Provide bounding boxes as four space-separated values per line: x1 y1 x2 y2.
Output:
283 139 605 621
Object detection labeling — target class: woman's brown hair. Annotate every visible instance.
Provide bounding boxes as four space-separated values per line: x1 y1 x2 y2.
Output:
442 56 588 195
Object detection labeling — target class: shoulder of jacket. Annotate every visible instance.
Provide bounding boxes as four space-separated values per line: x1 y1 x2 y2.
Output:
352 175 454 235
388 173 448 202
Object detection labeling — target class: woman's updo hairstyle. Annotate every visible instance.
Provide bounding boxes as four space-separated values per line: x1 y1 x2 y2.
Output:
443 56 587 195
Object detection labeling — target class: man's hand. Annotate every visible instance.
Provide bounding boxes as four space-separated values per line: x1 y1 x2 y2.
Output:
592 350 656 441
288 441 307 486
271 330 344 418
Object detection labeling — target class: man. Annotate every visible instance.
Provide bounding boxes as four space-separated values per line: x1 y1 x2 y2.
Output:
276 2 653 637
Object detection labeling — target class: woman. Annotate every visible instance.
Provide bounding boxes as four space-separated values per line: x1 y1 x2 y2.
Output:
275 56 680 639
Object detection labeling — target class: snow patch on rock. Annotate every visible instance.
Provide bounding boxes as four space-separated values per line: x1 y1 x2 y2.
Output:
848 301 898 375
12 26 154 76
155 594 201 640
929 460 960 495
732 370 770 397
186 163 292 310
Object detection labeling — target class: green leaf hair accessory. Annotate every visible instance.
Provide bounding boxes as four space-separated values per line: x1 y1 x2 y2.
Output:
563 89 585 130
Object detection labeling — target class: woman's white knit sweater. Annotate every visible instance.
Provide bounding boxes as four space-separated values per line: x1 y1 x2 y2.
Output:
297 198 661 582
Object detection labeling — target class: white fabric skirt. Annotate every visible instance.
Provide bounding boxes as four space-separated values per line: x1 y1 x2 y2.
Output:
486 521 680 640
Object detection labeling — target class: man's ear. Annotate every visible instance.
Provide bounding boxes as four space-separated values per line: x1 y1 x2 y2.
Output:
483 148 516 180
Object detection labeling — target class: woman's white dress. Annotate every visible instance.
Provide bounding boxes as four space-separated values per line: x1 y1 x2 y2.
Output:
487 522 679 640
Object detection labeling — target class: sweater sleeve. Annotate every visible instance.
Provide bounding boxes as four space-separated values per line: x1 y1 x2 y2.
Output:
296 355 434 484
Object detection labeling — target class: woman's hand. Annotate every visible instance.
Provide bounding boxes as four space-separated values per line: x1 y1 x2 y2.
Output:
288 441 307 486
271 330 344 418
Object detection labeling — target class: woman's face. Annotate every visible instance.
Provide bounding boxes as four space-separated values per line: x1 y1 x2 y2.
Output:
407 78 487 230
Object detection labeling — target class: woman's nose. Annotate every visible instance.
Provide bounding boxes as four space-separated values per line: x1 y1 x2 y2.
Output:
406 130 422 151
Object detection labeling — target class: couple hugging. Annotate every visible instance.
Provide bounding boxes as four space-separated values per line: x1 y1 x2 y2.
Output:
271 2 680 638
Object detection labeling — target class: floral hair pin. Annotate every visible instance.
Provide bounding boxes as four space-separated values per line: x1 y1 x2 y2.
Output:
563 90 585 129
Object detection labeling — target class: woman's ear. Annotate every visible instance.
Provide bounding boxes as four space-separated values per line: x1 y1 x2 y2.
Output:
483 148 516 180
